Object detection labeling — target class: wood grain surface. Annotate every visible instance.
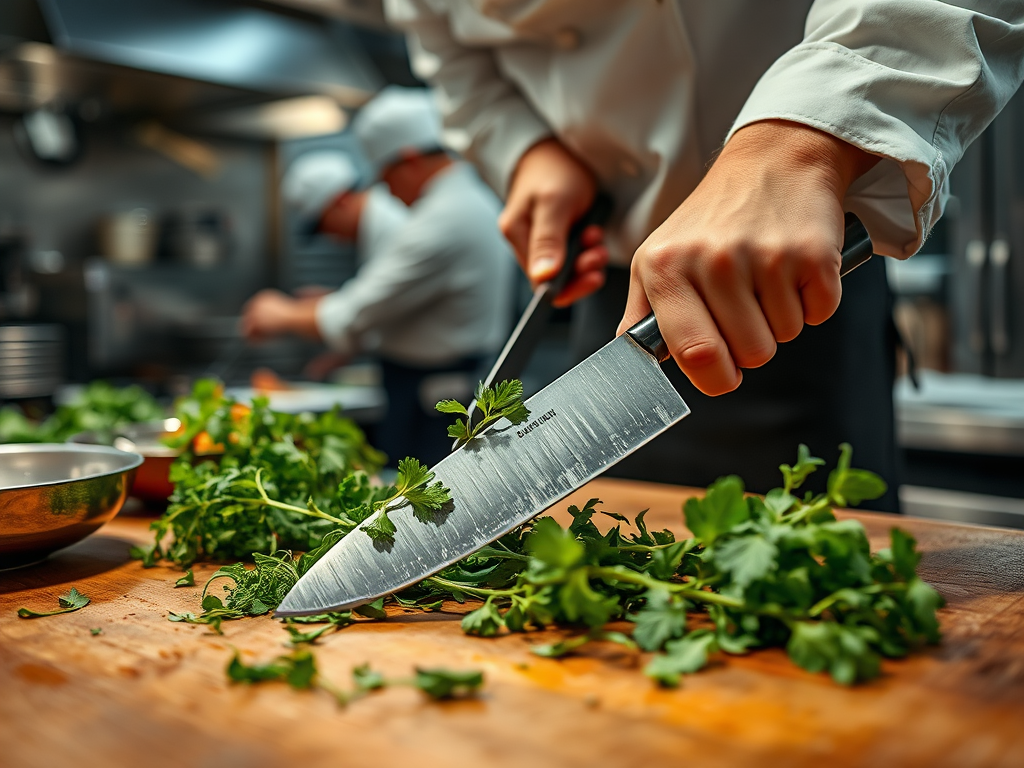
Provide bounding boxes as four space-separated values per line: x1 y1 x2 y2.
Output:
2 478 1023 768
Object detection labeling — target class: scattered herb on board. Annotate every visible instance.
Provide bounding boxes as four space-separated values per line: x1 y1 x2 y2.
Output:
17 587 90 618
436 379 531 448
90 628 103 636
428 443 943 686
226 648 483 706
175 570 195 587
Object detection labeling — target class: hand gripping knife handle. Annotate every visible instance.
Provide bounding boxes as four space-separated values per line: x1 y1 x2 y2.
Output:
627 213 874 361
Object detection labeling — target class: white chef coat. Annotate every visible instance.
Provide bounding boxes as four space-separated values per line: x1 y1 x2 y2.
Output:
384 0 1024 263
316 165 514 365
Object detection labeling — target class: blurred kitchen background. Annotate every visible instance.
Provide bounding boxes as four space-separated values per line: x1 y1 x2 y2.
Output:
1 0 1022 526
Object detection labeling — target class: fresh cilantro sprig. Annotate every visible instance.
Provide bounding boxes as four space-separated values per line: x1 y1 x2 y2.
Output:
437 379 531 448
226 648 483 705
363 457 451 543
17 587 90 618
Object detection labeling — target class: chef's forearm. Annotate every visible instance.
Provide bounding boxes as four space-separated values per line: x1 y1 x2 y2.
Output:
729 0 1024 259
723 120 880 202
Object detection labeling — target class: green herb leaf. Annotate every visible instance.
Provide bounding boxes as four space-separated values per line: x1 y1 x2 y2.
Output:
645 631 718 686
712 535 779 590
18 587 90 619
129 543 162 568
413 667 484 699
364 509 397 542
437 379 531 448
354 597 387 620
461 600 505 637
631 590 687 651
827 443 887 507
779 444 825 493
352 663 386 691
530 634 592 658
683 475 749 546
434 399 468 416
174 569 195 587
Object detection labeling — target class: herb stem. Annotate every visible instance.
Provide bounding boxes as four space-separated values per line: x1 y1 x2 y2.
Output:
254 469 348 526
425 576 519 598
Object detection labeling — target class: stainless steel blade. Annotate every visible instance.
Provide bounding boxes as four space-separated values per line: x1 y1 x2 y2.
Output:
276 333 689 616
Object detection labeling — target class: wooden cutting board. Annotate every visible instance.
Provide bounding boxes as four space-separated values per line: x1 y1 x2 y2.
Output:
2 478 1023 768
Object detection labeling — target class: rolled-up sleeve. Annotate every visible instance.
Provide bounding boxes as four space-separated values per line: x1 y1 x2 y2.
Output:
384 0 552 196
728 0 1024 259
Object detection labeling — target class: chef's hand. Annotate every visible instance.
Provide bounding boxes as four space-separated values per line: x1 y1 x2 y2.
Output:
618 120 878 397
241 289 321 341
499 138 609 307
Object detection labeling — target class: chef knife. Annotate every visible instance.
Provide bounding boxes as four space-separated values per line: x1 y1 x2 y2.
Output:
460 193 614 438
277 213 873 617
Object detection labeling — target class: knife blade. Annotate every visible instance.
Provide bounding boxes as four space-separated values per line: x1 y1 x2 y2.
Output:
276 213 873 617
460 193 614 440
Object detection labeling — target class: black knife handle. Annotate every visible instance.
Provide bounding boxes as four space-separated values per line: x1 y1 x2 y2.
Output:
545 192 615 298
627 213 874 362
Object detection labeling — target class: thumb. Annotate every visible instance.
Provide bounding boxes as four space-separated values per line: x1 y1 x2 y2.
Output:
527 197 574 284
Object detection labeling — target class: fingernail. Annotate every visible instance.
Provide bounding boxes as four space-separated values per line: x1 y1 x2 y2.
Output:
531 256 557 279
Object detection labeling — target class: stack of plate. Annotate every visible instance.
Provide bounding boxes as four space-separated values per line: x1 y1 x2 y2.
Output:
0 324 65 399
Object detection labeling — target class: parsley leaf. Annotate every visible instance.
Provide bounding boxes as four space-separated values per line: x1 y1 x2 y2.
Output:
414 667 484 699
712 535 779 590
631 590 687 651
18 587 90 618
174 569 195 588
683 475 749 546
437 379 531 448
360 457 452 542
645 631 718 686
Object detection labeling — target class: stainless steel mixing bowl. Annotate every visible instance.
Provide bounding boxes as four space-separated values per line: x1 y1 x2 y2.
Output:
0 443 143 569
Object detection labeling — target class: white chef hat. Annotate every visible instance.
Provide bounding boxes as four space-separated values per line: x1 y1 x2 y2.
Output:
282 150 360 222
352 86 443 173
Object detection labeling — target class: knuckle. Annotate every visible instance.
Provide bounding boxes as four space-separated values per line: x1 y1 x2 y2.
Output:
773 319 803 344
639 243 683 282
704 247 741 281
733 338 776 369
674 338 727 371
758 248 789 280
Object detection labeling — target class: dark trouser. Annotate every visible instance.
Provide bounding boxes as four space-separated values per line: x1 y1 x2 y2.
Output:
375 355 486 470
571 258 901 512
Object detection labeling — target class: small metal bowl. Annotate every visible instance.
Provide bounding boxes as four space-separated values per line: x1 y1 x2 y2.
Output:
68 418 181 505
0 443 143 569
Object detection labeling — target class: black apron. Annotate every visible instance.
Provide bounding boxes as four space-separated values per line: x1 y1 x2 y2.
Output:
570 258 901 512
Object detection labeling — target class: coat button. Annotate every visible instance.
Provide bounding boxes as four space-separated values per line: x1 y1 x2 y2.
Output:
553 27 581 51
619 158 640 178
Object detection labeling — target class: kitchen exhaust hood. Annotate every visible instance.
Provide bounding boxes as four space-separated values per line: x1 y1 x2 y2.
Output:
30 0 382 106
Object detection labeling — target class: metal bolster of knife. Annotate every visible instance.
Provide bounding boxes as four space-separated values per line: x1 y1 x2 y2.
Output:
626 213 874 363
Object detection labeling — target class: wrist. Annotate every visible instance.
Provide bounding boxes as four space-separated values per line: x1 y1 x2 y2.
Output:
723 119 878 199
